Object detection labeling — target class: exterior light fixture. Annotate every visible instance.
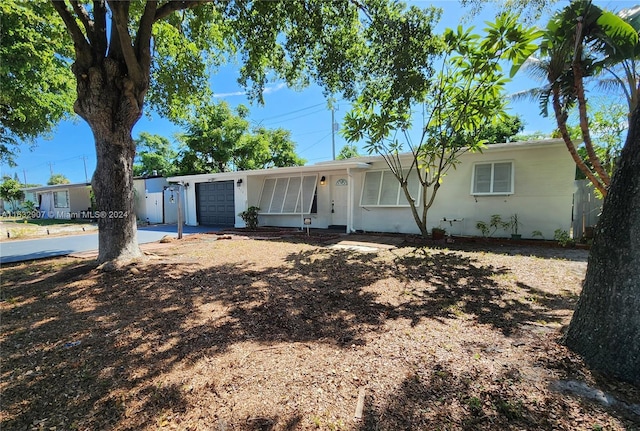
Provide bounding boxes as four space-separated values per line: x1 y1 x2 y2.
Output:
237 178 243 187
320 176 326 186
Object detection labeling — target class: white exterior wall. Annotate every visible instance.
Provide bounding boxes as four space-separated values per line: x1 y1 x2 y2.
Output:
68 186 91 214
352 142 575 239
172 173 247 227
168 140 575 238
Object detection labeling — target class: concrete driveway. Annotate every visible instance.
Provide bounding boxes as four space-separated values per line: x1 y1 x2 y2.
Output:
0 224 218 264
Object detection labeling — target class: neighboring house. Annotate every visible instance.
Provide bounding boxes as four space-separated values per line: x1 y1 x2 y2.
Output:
1 192 36 214
133 176 181 224
23 183 92 219
168 139 577 239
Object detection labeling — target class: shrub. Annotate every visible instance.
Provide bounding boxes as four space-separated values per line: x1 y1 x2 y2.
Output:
239 206 260 230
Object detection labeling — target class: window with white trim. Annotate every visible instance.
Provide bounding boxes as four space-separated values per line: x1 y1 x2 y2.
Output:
472 162 513 195
53 191 69 208
360 170 421 206
258 175 318 214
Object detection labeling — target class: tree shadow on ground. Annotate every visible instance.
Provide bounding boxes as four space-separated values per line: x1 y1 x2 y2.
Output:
0 246 576 430
357 361 628 431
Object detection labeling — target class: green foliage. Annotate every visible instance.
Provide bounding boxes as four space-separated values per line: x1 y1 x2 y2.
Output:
133 133 178 177
554 229 575 247
336 144 360 160
476 214 512 237
22 200 36 213
176 101 304 174
572 99 627 190
239 206 260 230
342 11 541 238
0 1 75 165
478 115 524 144
47 173 71 185
235 127 304 171
0 177 24 210
476 221 490 237
531 230 544 239
528 1 639 197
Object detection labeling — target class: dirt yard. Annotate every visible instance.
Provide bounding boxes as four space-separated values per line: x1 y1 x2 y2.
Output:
1 234 639 430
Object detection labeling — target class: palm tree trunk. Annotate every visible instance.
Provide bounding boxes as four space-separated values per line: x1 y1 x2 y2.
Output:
551 86 608 197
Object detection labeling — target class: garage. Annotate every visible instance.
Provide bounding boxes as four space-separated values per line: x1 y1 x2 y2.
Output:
195 181 235 226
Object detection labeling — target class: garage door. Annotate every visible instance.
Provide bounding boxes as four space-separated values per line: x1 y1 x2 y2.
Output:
196 181 235 226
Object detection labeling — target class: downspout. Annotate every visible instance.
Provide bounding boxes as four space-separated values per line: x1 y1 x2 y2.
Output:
299 168 304 230
347 167 354 233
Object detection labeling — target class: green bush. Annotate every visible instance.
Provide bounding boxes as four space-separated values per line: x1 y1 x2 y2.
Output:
239 206 260 230
554 229 575 247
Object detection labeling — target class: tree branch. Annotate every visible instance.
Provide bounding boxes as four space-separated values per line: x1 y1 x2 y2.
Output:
93 0 108 57
51 0 92 65
154 0 202 23
69 1 93 37
107 1 144 85
135 1 158 73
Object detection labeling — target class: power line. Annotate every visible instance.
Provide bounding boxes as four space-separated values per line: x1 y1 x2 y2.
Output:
299 131 333 153
291 128 328 137
261 107 327 126
257 102 326 123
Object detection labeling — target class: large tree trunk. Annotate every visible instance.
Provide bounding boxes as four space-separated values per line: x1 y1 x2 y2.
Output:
74 58 144 263
563 101 640 385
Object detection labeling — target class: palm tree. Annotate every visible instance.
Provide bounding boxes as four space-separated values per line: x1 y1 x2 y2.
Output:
517 1 639 198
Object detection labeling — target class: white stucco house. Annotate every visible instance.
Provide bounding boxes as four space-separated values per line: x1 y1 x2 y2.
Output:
133 176 181 224
168 139 576 239
22 182 92 219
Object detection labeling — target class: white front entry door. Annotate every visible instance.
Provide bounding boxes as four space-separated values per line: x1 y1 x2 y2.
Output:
331 175 349 226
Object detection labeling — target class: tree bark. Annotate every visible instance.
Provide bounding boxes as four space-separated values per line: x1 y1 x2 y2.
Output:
563 100 640 385
74 57 144 263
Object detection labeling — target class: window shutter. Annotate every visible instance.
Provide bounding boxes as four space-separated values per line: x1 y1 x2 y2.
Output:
259 178 276 212
361 171 382 205
379 172 399 205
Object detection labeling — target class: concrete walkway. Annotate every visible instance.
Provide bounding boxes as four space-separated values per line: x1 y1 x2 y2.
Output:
325 234 405 252
0 224 218 264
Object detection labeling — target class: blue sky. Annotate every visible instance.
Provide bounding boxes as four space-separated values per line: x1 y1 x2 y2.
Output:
1 0 634 186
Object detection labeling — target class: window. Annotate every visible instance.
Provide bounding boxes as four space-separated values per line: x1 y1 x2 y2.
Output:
259 175 318 214
53 191 69 208
360 170 421 206
472 162 513 195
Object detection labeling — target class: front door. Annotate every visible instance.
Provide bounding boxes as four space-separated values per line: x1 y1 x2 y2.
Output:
330 175 348 226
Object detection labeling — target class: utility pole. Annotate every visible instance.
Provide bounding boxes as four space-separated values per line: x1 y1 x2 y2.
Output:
81 155 89 183
328 97 338 160
23 169 27 184
48 162 54 177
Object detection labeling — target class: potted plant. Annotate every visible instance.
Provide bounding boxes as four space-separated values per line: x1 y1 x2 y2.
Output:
431 227 446 240
509 214 522 240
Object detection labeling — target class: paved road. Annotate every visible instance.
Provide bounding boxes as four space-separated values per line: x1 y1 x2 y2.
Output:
0 225 218 264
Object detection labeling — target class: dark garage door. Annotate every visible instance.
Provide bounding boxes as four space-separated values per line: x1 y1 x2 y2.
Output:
196 181 235 226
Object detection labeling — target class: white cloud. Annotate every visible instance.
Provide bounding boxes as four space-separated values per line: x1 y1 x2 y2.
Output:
212 90 246 98
212 82 287 98
262 82 287 94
